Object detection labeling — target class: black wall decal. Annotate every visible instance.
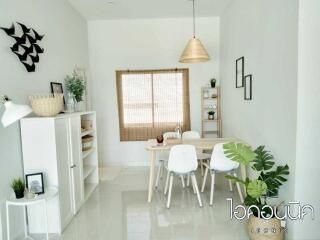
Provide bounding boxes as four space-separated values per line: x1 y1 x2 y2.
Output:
0 22 45 72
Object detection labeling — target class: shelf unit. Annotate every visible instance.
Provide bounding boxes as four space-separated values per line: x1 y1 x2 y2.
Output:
201 87 222 138
81 112 99 200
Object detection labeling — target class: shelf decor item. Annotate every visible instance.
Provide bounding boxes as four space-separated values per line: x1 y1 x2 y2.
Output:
156 135 164 144
26 172 44 195
236 56 245 88
179 0 210 63
11 178 25 199
50 82 65 105
244 74 252 100
223 143 289 240
65 71 85 111
208 111 215 120
29 94 64 117
210 78 216 88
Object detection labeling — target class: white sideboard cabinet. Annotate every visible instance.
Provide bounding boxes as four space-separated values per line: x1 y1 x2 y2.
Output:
20 111 99 234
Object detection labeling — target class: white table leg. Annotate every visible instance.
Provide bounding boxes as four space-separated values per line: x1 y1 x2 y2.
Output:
6 203 10 240
44 200 49 240
148 151 156 202
23 206 28 238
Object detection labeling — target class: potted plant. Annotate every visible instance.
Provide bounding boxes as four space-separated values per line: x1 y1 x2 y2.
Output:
11 178 25 199
65 71 85 111
223 143 289 240
208 111 215 120
210 78 216 88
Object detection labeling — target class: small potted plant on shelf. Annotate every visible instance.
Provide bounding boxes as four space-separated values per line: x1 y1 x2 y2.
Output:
65 71 85 112
11 178 25 199
210 78 216 88
208 111 215 120
223 143 289 240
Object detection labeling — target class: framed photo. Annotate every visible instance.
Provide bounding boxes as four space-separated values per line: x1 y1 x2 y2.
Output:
236 57 245 88
50 82 65 104
244 74 252 100
26 173 44 194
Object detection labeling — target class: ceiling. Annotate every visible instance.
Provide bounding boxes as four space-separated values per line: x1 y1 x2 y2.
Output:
67 0 233 20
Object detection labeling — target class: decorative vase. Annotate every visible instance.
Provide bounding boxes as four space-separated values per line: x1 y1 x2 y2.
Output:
247 215 284 240
14 190 24 199
75 101 84 112
66 93 76 113
208 113 215 120
210 79 216 88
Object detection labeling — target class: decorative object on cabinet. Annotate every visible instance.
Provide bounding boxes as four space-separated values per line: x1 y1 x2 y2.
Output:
0 22 44 72
29 94 64 117
26 172 44 195
244 74 252 100
1 95 32 127
201 87 221 138
82 135 94 151
179 0 210 63
66 93 76 113
210 78 216 88
50 82 65 105
65 70 86 111
20 112 99 234
207 111 215 120
156 135 164 144
10 178 25 199
236 57 244 88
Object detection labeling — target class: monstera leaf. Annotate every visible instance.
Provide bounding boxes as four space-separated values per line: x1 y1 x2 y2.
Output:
247 180 267 199
252 146 275 171
223 142 256 166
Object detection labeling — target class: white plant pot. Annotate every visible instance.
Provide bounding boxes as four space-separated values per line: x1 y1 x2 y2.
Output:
76 101 84 112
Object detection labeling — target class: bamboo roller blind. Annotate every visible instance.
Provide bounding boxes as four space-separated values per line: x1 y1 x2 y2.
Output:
116 68 191 141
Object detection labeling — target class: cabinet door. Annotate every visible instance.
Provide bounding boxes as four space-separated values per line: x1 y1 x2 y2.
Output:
69 116 84 213
55 118 74 229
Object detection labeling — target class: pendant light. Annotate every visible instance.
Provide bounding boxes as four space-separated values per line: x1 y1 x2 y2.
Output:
179 0 210 63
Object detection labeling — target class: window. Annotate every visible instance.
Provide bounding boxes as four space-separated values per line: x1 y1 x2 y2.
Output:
116 68 190 141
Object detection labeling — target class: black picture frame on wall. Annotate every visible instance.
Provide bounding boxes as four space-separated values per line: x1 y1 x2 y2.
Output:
50 82 65 105
26 172 44 195
236 56 245 88
244 74 252 100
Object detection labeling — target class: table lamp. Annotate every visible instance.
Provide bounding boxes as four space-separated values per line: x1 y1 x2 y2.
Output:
1 95 33 127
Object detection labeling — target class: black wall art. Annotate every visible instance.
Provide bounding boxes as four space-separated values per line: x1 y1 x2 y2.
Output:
244 74 252 100
236 56 244 88
0 22 44 72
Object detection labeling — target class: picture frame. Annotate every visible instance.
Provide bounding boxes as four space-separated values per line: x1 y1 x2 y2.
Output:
26 173 44 195
50 82 65 104
244 74 252 100
236 57 245 88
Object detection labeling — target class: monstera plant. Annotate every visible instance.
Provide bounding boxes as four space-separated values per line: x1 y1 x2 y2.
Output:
223 143 289 240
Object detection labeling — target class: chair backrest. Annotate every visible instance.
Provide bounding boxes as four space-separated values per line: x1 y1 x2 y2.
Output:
163 132 180 140
182 131 201 140
210 143 240 171
168 145 198 174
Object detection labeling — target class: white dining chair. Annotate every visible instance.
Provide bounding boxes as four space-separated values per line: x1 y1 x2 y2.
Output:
182 131 211 176
164 145 203 208
201 143 244 205
155 132 180 188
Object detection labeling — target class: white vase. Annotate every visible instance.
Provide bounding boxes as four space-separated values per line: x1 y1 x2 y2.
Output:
76 101 84 112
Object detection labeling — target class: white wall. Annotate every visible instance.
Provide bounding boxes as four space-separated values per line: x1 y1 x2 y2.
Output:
0 0 89 238
220 0 299 237
293 0 320 239
88 17 220 166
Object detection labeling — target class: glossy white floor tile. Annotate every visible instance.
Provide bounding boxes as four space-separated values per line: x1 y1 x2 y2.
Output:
59 167 248 240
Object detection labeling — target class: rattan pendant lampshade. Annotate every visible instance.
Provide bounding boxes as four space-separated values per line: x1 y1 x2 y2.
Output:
179 0 210 63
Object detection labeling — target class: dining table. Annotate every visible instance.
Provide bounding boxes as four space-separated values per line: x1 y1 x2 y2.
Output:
145 137 247 202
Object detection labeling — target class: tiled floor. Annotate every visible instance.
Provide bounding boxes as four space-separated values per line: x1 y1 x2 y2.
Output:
60 167 248 240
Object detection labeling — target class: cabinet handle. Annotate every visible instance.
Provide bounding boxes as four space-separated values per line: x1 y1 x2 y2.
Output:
70 164 77 169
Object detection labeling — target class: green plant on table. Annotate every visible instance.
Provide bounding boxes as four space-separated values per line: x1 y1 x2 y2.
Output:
223 142 289 217
208 111 215 115
11 178 25 192
65 71 85 102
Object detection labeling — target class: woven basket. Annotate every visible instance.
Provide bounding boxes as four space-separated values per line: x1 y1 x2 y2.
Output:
247 215 284 240
29 94 64 117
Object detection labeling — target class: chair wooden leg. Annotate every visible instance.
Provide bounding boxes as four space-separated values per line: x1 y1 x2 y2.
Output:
180 175 185 188
187 174 190 187
210 172 215 205
164 171 170 195
228 172 233 192
191 175 196 194
200 160 204 176
166 174 174 208
234 172 244 203
201 166 209 192
155 161 163 188
191 174 203 207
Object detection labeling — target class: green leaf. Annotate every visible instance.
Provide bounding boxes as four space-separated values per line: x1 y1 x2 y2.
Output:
225 175 247 185
252 146 275 171
247 180 267 199
223 142 256 166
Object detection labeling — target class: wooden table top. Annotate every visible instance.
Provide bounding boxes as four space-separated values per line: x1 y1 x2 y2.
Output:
146 137 242 151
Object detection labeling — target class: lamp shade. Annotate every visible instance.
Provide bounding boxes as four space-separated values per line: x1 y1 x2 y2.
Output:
1 101 32 127
179 37 210 63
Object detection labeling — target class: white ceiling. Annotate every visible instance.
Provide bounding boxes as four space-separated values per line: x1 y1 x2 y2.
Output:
68 0 233 20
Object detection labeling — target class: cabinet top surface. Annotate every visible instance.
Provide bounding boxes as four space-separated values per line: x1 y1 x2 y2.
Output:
21 111 96 121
